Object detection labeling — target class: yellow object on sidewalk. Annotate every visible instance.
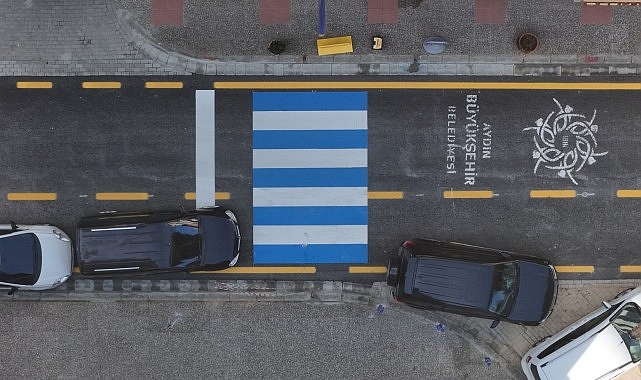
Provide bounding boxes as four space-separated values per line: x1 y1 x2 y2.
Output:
317 36 353 56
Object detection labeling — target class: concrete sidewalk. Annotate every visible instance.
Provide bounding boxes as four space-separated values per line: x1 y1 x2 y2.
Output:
3 279 641 377
2 0 641 76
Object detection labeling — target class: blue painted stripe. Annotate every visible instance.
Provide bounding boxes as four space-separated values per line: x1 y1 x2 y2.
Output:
254 244 368 264
253 168 367 187
253 130 367 149
253 206 367 225
253 92 367 111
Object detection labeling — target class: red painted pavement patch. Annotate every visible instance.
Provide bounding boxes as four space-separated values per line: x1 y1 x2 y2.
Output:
368 0 398 24
260 0 291 25
580 4 612 25
475 0 505 25
152 0 184 26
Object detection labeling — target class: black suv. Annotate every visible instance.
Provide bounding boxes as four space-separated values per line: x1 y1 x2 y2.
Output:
77 207 240 276
387 239 558 328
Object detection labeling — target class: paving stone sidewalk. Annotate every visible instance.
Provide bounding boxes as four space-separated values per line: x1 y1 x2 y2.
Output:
2 0 641 76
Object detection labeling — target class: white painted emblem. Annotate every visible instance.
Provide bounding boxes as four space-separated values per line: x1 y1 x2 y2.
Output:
523 98 608 185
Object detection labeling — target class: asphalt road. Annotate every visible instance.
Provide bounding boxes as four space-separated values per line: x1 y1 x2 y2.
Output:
1 76 640 281
0 300 512 379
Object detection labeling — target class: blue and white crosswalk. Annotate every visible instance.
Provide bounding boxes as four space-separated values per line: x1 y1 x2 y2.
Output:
253 91 368 264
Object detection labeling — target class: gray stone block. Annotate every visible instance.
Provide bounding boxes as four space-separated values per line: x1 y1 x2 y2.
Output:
550 55 579 64
283 63 304 75
420 55 443 63
469 55 497 63
312 281 342 302
228 293 258 301
387 55 415 63
443 55 469 63
278 55 304 63
426 64 458 75
102 280 114 292
276 281 296 294
331 63 361 75
522 55 551 64
473 63 513 76
609 66 637 75
304 55 335 63
121 280 133 292
603 55 632 64
156 280 172 292
245 63 267 75
456 64 473 75
74 279 94 292
342 293 371 304
303 63 331 75
140 280 152 292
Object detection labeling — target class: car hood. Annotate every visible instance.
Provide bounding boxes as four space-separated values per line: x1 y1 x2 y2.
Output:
407 257 493 309
509 261 556 323
540 325 631 380
32 231 72 289
200 215 236 266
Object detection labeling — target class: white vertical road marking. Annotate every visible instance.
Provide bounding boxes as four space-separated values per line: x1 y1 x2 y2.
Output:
195 90 216 209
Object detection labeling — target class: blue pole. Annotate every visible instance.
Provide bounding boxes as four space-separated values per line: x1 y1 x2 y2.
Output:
318 0 326 37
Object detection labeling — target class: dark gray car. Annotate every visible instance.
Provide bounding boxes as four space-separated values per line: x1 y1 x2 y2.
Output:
387 239 558 328
77 207 240 276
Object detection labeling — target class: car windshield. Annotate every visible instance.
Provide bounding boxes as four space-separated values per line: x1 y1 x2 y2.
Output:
0 233 41 285
168 218 202 268
487 262 519 316
611 304 641 363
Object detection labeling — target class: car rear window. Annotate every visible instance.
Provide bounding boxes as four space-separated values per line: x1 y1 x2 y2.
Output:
0 233 41 285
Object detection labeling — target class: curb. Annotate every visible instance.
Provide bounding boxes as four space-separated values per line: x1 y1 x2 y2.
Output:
0 279 391 305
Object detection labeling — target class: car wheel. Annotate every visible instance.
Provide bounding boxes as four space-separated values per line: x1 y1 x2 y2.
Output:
387 257 400 286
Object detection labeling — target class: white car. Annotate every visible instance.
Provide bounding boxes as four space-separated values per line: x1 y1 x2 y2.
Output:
522 286 641 380
0 223 73 292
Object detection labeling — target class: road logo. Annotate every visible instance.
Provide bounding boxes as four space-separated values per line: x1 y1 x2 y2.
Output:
523 98 608 185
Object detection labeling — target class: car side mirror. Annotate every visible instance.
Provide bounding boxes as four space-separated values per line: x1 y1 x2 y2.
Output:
602 301 612 309
7 287 17 295
499 251 511 259
490 320 500 329
10 221 18 231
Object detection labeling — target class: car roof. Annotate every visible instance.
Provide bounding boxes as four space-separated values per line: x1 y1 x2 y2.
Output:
78 221 173 269
405 256 494 309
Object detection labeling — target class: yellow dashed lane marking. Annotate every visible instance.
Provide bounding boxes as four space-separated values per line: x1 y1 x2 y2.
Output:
617 190 641 198
554 265 595 273
620 266 641 273
7 192 57 201
82 82 122 89
368 191 404 199
145 82 184 89
196 266 317 274
349 266 388 274
443 190 494 199
16 81 53 89
214 81 641 90
530 190 577 198
184 192 231 200
96 192 149 201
